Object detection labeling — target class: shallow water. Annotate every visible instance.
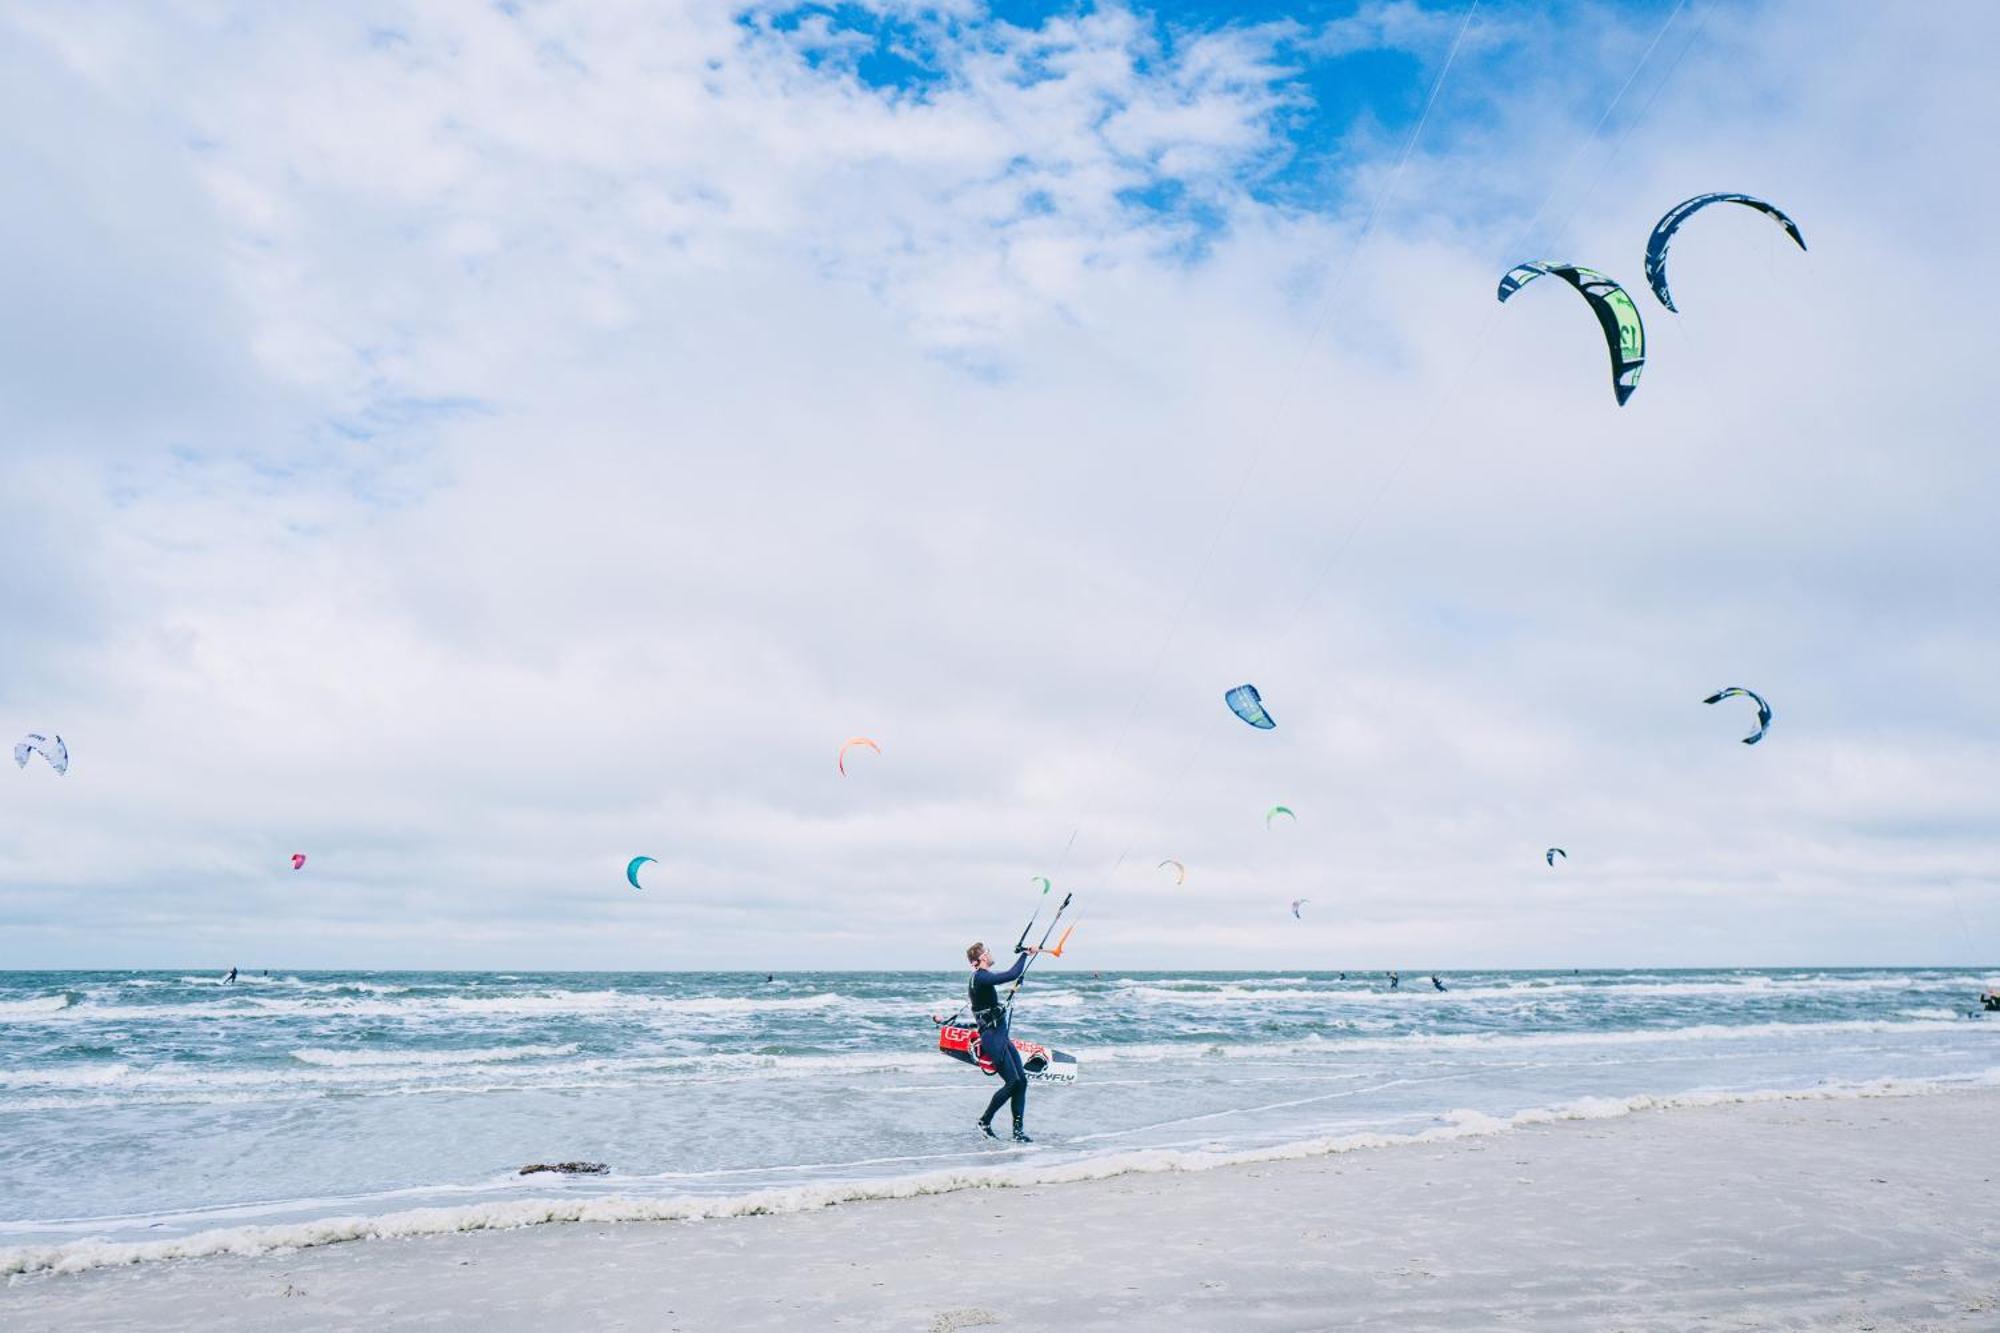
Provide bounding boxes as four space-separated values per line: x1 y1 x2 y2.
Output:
2 967 1996 1268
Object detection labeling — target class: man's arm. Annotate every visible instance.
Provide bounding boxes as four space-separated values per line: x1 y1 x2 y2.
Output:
977 952 1030 987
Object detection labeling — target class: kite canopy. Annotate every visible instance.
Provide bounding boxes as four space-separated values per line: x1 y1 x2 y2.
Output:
1225 684 1275 729
1290 898 1308 919
12 733 67 776
1157 858 1186 886
1645 193 1806 312
1030 876 1051 894
1497 261 1647 405
626 855 656 890
1546 847 1566 866
291 853 307 871
836 736 880 775
1265 804 1296 828
1703 687 1773 745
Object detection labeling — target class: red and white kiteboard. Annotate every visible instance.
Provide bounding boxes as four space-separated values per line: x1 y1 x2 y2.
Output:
936 1021 1079 1084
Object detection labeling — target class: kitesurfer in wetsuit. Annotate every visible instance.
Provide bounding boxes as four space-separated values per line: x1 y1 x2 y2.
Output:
967 941 1042 1143
224 967 237 985
1387 971 1400 990
1430 974 1447 992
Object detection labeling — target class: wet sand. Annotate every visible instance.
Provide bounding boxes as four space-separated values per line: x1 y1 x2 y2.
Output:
6 1088 1997 1331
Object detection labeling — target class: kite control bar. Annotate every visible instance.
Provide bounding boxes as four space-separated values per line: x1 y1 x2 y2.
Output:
1005 891 1071 1014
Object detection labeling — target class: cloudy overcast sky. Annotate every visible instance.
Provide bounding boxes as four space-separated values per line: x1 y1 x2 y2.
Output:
2 0 1994 971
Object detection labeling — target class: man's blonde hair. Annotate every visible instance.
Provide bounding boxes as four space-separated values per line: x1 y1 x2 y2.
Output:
966 942 985 965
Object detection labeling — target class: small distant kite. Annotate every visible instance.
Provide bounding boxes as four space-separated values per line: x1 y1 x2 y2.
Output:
1546 848 1566 867
1265 804 1296 828
291 853 307 871
1225 684 1275 730
13 733 67 776
1703 687 1772 745
1290 898 1309 919
837 736 880 776
1157 859 1186 886
1030 876 1051 894
626 855 656 890
1497 262 1646 405
1645 193 1806 312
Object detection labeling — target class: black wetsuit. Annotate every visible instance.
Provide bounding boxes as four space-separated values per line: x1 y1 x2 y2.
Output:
970 954 1030 1132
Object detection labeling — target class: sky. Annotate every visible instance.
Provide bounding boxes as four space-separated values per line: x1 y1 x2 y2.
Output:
2 0 1996 971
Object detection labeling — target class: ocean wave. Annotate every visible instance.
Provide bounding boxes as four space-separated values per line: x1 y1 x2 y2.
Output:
0 1047 950 1109
1114 977 1313 989
1896 1006 1970 1021
1082 1015 1990 1064
0 1062 130 1090
7 1072 1994 1278
1119 986 1357 1005
0 989 858 1024
0 994 73 1017
289 1044 580 1068
1103 975 1990 1005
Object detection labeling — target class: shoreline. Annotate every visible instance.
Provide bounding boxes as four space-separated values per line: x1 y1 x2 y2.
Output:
7 1084 1999 1329
5 1072 1994 1280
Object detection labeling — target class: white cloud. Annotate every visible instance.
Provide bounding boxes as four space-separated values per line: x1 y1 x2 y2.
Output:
2 0 1996 970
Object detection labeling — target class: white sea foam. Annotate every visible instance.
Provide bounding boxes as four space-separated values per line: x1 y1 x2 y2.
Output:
4 989 857 1024
1107 975 1984 1004
289 1044 580 1068
1896 1006 1968 1021
0 1047 951 1111
1083 1015 1988 1065
0 1062 130 1090
1114 976 1314 989
7 1072 1994 1278
0 995 72 1017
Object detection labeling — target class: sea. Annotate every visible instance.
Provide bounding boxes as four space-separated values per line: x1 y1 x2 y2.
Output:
3 967 1997 1275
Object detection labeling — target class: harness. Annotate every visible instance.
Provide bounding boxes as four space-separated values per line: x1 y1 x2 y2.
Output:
968 974 1008 1030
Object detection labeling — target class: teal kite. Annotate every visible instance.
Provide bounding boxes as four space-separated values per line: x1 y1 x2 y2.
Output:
1226 684 1274 729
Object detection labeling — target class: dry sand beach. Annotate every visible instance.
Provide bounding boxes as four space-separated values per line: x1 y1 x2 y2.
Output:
6 1088 1996 1332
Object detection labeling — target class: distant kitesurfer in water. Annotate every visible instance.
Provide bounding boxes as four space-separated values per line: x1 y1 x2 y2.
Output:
1431 974 1447 992
224 967 237 985
1387 971 1400 990
967 941 1043 1143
